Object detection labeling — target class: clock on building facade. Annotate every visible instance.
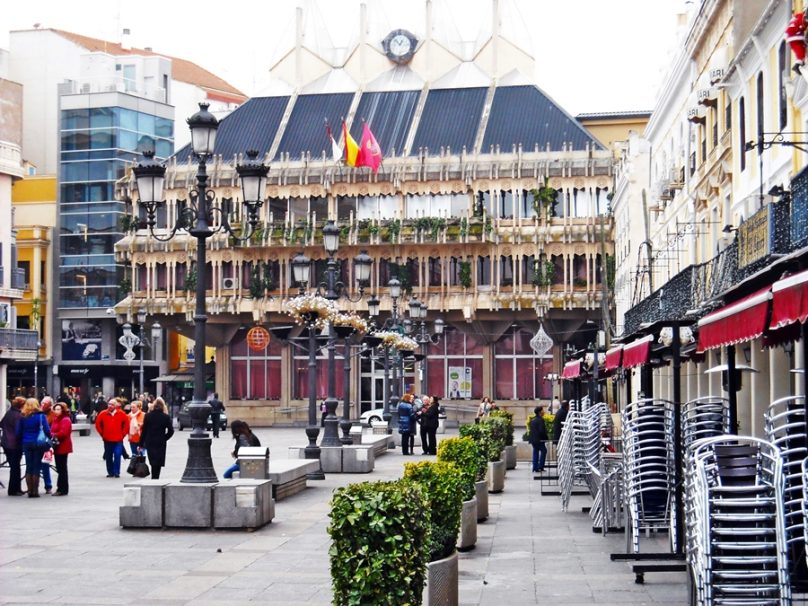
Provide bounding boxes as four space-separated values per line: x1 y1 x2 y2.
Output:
382 29 418 65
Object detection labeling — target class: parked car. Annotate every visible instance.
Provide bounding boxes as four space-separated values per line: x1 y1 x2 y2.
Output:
176 402 228 432
360 404 446 426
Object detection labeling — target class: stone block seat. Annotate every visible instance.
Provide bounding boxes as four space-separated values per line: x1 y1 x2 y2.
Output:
268 459 320 500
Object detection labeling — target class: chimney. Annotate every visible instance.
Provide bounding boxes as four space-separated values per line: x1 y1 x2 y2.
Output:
121 28 131 50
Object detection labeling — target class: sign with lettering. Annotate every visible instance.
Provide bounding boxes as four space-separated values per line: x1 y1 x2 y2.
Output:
737 205 772 268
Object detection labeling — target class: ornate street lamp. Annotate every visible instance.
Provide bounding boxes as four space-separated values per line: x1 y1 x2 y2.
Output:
407 298 444 394
132 102 267 483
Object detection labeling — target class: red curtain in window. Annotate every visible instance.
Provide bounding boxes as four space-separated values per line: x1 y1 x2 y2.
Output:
267 359 281 399
231 359 248 399
250 360 267 399
231 329 248 356
534 358 553 399
467 358 483 399
427 358 445 398
495 359 514 400
515 359 533 399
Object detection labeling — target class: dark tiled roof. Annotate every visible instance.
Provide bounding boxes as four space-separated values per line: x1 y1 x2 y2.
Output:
276 93 354 160
174 96 289 163
411 87 487 155
483 85 604 152
351 90 420 157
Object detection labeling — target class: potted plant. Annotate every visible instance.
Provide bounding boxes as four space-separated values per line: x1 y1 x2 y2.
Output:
404 460 464 606
458 424 492 520
286 293 338 329
489 409 517 470
329 479 430 605
479 418 507 493
437 437 479 551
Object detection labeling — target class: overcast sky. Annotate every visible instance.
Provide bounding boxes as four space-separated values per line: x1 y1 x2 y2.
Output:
4 0 689 115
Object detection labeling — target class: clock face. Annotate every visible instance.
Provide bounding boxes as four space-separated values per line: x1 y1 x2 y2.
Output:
383 29 417 64
389 34 412 57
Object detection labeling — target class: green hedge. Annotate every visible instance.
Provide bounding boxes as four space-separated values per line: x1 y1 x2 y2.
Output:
329 480 429 605
436 436 479 501
481 416 508 460
488 409 514 446
459 421 504 463
404 461 464 562
524 413 555 441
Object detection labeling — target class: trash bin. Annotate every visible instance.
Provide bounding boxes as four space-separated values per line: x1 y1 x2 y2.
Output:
437 417 446 434
237 447 270 479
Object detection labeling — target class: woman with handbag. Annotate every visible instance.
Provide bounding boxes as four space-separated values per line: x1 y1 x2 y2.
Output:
50 403 73 496
139 397 174 480
15 398 52 498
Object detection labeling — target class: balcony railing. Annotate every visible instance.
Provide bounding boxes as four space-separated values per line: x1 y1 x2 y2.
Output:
11 268 26 290
624 265 696 335
0 328 39 360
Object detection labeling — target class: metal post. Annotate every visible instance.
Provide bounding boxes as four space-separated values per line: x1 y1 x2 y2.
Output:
138 323 145 398
33 340 39 397
421 323 429 395
340 336 352 444
382 346 390 423
321 256 341 447
388 299 400 432
304 322 324 479
671 325 684 555
180 158 217 484
726 344 738 434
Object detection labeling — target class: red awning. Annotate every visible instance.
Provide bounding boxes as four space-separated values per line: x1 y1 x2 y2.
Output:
562 359 582 379
697 287 772 352
622 335 654 369
770 269 808 330
604 345 623 372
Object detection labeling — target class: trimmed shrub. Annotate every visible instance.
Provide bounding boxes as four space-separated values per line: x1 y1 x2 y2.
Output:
480 416 508 461
524 412 556 441
489 408 514 446
404 460 465 562
329 480 429 605
437 436 480 501
459 423 495 473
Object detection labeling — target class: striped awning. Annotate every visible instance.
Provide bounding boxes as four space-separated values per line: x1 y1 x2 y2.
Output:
622 335 654 369
604 345 623 372
770 269 808 330
562 359 582 379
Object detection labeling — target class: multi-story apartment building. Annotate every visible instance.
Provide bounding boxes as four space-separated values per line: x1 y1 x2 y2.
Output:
7 29 245 402
0 59 38 406
614 0 806 436
114 2 617 425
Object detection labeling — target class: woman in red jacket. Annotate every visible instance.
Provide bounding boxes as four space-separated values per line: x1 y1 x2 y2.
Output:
50 403 73 496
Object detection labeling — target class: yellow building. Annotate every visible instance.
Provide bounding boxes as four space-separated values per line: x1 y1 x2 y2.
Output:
10 175 57 393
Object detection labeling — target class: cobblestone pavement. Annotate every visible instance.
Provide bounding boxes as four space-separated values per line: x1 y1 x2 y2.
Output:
0 426 688 605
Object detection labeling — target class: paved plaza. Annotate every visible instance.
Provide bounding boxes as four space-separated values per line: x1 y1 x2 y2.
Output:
0 427 687 605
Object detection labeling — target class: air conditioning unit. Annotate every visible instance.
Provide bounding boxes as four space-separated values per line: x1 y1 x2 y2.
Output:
687 107 707 125
697 88 718 107
222 277 236 290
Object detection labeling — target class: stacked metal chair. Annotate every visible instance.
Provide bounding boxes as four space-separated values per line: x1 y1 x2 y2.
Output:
621 398 675 553
686 436 790 606
764 395 807 586
803 457 808 570
589 452 624 534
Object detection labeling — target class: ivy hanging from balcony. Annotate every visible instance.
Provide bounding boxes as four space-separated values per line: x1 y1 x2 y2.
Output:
459 261 472 288
532 259 555 287
249 262 274 299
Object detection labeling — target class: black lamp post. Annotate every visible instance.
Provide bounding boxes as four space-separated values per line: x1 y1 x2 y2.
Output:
290 222 371 459
133 102 267 483
407 298 444 394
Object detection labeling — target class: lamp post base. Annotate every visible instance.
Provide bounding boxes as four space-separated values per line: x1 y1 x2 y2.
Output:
180 399 218 483
321 397 342 447
339 418 353 444
304 426 325 480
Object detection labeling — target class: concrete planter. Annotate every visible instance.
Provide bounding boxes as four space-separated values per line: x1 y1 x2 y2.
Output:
504 444 517 470
423 550 458 606
456 497 477 551
487 460 505 493
475 480 488 521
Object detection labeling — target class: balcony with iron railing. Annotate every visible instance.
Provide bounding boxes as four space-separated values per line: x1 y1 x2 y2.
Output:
0 327 39 361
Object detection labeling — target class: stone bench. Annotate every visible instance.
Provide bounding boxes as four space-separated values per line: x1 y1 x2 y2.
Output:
268 459 320 500
72 423 92 436
362 434 394 458
287 445 376 473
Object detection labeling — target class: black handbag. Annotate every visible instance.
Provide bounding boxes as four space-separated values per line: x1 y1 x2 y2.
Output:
36 416 52 450
132 455 150 478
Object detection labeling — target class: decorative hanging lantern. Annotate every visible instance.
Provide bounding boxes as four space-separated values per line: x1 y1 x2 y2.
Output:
530 323 554 357
246 326 271 352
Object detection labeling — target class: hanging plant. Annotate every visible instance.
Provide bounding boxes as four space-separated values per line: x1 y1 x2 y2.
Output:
459 217 468 237
184 267 197 292
388 218 401 241
118 276 132 298
532 259 555 287
531 177 558 219
459 261 472 288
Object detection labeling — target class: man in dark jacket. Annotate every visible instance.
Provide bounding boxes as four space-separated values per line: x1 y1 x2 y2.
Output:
207 393 225 438
553 400 569 445
529 406 549 473
0 397 26 495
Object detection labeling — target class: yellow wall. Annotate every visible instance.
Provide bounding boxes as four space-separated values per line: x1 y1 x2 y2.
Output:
12 176 56 202
578 115 651 153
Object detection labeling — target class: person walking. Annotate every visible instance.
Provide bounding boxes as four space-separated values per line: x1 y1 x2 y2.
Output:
418 396 440 455
397 394 416 455
223 420 261 479
94 398 129 478
1 396 26 496
139 397 174 480
553 400 569 446
16 398 51 498
476 396 491 423
208 393 225 438
50 402 73 496
128 401 145 455
529 406 548 473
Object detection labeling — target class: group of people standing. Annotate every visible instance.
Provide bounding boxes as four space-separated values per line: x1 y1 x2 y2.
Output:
94 396 174 480
396 394 442 455
0 396 73 497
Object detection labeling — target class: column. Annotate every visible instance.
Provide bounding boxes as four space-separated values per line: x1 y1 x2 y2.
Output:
749 339 768 438
769 345 791 403
735 346 752 435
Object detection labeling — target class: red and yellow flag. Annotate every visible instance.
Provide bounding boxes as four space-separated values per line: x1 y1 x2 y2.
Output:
342 121 360 167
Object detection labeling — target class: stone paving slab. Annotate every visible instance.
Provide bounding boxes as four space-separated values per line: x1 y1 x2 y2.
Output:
0 427 691 605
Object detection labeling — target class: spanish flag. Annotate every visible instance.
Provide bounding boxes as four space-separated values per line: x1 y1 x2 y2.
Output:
342 120 360 167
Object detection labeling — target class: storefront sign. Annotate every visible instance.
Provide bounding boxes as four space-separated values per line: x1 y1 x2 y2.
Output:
447 366 472 399
737 205 772 268
61 319 103 361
